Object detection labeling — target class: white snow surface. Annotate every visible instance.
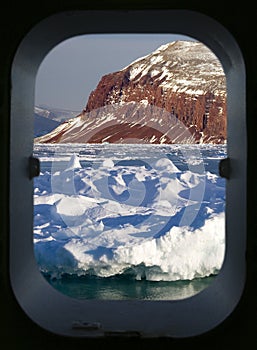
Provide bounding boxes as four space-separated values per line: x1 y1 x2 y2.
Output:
33 143 226 281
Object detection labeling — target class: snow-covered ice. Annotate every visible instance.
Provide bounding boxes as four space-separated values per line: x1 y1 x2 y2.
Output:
33 143 226 281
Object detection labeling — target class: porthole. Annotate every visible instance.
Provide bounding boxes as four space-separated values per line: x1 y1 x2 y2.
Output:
10 10 246 338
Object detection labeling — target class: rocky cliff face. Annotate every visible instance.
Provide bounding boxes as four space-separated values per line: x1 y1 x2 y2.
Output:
36 41 226 144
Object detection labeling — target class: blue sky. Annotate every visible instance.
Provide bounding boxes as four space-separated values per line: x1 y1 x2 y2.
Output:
35 34 194 111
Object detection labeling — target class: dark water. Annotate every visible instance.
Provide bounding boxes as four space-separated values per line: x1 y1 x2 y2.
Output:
44 273 216 300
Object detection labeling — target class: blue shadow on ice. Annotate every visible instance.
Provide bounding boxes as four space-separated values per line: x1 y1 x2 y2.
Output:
102 214 152 228
34 240 78 275
84 246 114 260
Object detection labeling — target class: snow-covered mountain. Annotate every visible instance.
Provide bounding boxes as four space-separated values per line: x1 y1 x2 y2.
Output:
34 113 60 137
35 105 80 122
35 41 227 144
34 105 81 137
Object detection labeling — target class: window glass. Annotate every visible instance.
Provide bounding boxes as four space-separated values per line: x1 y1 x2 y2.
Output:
33 34 227 300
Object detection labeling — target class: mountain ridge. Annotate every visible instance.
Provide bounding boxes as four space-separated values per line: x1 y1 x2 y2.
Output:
35 41 227 144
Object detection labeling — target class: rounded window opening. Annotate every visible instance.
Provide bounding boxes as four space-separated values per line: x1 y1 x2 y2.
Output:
33 34 227 301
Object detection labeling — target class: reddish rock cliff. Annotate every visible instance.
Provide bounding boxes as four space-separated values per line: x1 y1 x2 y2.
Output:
85 41 226 144
36 41 226 144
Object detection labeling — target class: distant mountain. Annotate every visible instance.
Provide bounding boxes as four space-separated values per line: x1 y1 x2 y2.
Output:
34 113 61 137
35 41 227 144
34 105 80 137
35 105 80 123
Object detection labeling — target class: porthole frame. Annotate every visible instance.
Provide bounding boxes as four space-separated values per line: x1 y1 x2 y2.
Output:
10 9 246 338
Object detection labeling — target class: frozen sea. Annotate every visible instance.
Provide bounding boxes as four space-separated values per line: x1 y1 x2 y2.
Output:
33 143 226 300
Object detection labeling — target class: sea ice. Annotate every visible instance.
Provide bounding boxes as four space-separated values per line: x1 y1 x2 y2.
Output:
65 153 82 171
33 144 226 281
